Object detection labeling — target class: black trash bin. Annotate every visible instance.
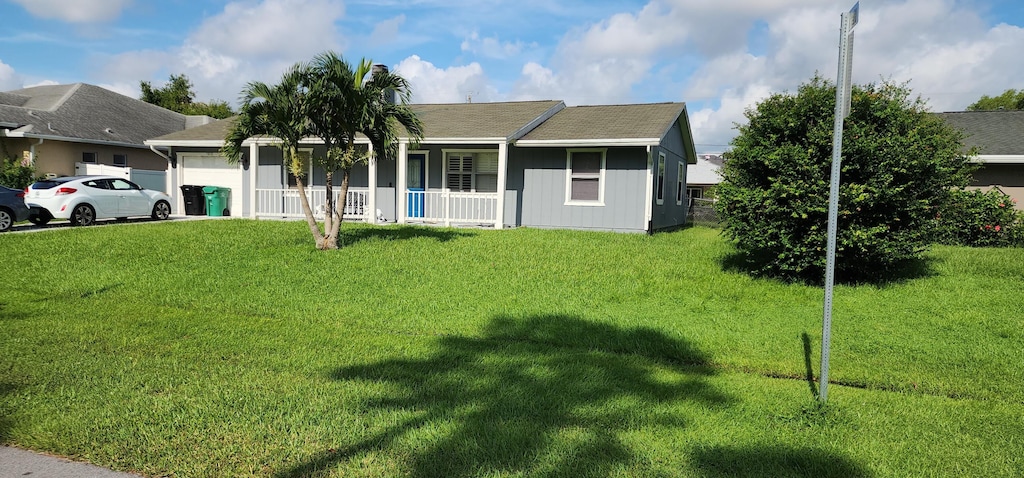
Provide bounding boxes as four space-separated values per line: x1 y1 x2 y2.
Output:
180 185 207 216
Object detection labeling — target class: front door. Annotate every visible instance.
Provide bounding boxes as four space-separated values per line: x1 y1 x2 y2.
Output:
407 153 425 218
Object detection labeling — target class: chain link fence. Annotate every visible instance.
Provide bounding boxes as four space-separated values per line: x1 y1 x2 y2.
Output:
687 197 719 227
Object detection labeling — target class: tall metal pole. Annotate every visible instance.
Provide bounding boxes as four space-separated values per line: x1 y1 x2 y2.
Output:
820 2 859 403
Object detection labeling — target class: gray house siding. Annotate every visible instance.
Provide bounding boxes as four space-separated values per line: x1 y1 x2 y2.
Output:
649 121 691 231
509 146 648 233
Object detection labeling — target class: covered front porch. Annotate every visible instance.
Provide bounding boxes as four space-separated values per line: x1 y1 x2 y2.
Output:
246 140 507 228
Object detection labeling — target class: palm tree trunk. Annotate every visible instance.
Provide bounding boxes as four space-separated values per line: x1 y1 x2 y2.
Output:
293 175 326 248
329 168 349 248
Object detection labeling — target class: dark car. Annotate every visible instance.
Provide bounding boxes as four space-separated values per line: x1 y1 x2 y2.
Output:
0 185 31 232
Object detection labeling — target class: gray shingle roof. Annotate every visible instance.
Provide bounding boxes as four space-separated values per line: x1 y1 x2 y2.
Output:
933 110 1024 155
0 83 187 146
409 100 563 139
519 103 686 141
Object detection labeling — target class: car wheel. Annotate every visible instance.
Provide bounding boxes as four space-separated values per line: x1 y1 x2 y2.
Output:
0 208 12 232
28 210 52 226
152 200 171 220
70 204 96 226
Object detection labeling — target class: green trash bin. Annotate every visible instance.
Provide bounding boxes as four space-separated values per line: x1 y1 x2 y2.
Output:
202 186 231 217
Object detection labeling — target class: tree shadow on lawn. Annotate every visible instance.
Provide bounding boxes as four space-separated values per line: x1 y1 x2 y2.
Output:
339 224 475 247
691 444 872 477
279 315 732 477
718 251 938 287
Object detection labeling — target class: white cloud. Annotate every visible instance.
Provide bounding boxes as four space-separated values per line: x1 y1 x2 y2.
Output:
189 0 344 60
369 15 406 47
8 0 133 23
0 59 23 90
461 32 532 59
394 55 497 104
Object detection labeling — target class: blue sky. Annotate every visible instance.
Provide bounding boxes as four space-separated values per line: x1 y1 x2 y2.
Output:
2 0 1023 151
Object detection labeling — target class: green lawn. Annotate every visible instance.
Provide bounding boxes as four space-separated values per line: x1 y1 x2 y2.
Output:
0 220 1021 477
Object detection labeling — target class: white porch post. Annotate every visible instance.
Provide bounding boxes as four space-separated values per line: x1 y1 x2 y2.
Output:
397 141 408 224
249 142 258 218
495 142 508 229
367 143 377 224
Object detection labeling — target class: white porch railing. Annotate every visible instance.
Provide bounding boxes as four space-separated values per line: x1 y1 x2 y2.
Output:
256 187 369 220
406 189 499 226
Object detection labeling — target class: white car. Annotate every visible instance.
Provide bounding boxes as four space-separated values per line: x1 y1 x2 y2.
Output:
26 176 172 226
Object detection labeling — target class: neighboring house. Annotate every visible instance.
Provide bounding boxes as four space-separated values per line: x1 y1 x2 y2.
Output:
145 100 698 233
0 83 210 191
935 110 1024 210
687 153 724 200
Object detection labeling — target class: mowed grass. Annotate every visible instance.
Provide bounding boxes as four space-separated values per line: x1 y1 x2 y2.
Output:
0 220 1021 477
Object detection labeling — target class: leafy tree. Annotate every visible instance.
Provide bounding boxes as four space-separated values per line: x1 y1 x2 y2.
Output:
221 66 325 246
716 75 974 282
140 74 235 119
966 89 1024 111
302 52 423 249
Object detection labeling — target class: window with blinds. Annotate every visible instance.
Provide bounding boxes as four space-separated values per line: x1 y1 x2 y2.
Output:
565 149 606 205
445 151 498 192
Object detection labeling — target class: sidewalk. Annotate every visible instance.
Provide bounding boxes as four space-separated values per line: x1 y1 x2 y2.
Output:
0 446 141 478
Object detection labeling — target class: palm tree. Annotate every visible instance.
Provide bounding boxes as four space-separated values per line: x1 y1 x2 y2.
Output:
222 65 329 248
303 52 424 249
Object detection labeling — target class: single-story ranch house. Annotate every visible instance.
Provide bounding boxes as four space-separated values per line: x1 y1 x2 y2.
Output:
0 83 210 191
935 110 1024 210
146 100 698 233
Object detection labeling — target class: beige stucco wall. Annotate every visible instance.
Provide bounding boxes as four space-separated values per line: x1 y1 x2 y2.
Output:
2 137 167 177
971 163 1024 211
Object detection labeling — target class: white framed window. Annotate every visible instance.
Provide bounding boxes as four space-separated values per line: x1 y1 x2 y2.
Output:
113 154 127 166
656 153 666 205
82 152 97 163
687 187 704 200
676 161 685 205
443 150 498 192
564 148 606 206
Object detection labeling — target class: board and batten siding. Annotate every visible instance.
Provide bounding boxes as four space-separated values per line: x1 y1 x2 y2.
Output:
649 120 691 231
508 146 648 233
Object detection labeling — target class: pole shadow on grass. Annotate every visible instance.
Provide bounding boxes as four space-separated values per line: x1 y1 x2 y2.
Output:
691 445 872 477
279 314 733 477
0 382 17 441
802 333 818 400
339 225 475 247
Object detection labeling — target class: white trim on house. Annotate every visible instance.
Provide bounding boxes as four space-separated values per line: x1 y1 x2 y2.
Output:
417 137 506 145
7 131 161 150
644 146 654 231
496 142 508 229
564 148 607 207
517 138 662 147
975 155 1024 164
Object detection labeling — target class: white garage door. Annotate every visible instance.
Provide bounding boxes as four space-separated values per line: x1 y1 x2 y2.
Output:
180 154 244 216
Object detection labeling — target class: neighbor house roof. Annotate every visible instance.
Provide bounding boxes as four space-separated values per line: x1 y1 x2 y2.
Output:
0 83 189 149
934 110 1024 162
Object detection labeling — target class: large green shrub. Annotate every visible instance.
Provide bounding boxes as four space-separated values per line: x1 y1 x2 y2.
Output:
936 188 1023 247
0 155 36 190
716 76 974 282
